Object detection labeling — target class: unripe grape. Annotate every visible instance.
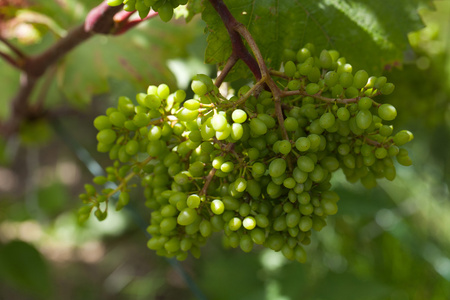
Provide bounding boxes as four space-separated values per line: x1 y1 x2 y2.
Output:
319 112 335 129
353 70 369 89
297 156 315 173
339 72 353 88
288 79 301 90
324 71 339 87
232 109 247 123
107 0 123 6
158 2 173 22
187 194 201 209
94 115 112 130
243 216 256 230
296 48 311 62
278 140 292 155
266 234 284 251
284 61 297 77
269 158 287 178
393 130 414 146
284 117 298 131
356 110 372 129
378 104 397 121
380 82 395 95
125 139 139 155
319 49 332 69
199 220 212 237
374 76 387 89
250 118 267 135
240 235 254 252
229 217 242 231
234 178 247 192
97 129 116 144
358 97 372 110
177 208 198 226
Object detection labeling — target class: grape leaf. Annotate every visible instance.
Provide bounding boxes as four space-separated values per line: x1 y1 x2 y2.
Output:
57 20 201 106
0 240 53 299
202 0 428 80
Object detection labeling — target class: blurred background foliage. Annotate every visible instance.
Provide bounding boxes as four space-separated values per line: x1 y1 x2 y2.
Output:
0 0 449 299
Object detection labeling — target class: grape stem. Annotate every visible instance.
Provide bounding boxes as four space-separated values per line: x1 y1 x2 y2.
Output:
106 155 154 202
0 1 151 137
208 0 290 140
200 143 234 196
215 54 239 87
207 0 261 81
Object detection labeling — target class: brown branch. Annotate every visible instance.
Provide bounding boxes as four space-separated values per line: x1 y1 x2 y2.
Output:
0 51 21 69
0 1 130 137
114 10 159 35
215 54 238 87
208 0 261 80
0 36 26 58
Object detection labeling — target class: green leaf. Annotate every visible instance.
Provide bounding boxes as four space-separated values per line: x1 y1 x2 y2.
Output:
0 240 53 299
186 0 205 22
57 20 201 106
203 0 427 80
0 62 19 121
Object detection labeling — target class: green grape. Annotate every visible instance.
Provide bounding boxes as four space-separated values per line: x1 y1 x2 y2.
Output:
234 178 247 192
231 123 244 140
324 71 339 87
297 156 315 173
211 114 228 131
269 158 287 178
393 130 414 146
177 208 198 226
284 61 297 77
336 107 350 121
125 139 139 155
296 48 311 63
97 129 116 144
83 43 413 263
305 83 320 95
240 235 254 252
158 2 174 22
232 109 247 123
211 199 225 214
319 49 332 69
358 97 372 110
107 0 124 6
284 117 298 131
94 115 112 130
109 111 126 127
191 80 207 96
319 112 335 129
321 198 338 215
184 99 200 110
339 72 353 88
355 110 372 129
375 147 387 159
229 217 242 231
243 216 256 230
250 118 267 135
278 140 292 155
116 191 130 211
374 76 387 89
353 70 369 89
378 104 397 121
380 83 395 95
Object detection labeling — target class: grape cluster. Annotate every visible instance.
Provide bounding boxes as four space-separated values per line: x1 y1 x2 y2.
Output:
79 44 413 263
107 0 187 21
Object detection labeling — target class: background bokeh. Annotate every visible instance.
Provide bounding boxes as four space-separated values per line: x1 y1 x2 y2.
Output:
0 1 449 299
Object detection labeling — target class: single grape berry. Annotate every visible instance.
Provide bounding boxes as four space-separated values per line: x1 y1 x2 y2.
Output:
378 104 397 121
